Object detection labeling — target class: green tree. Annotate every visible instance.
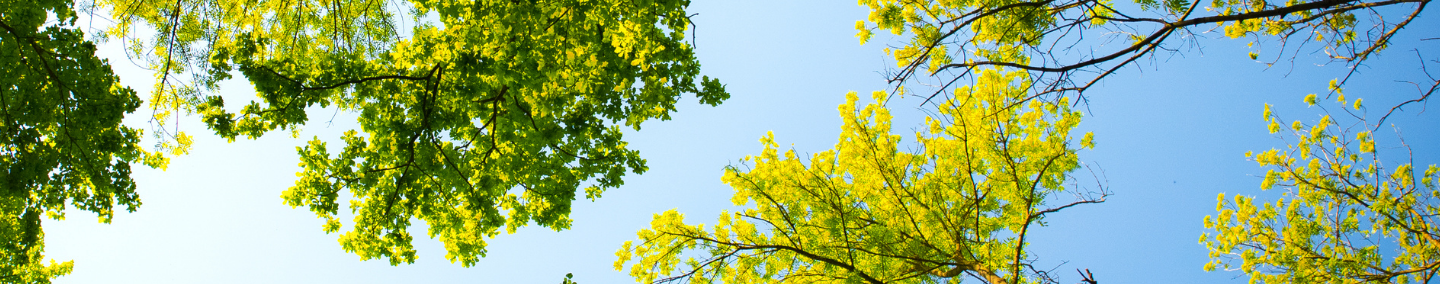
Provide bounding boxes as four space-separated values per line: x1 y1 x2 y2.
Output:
0 0 172 282
97 0 727 266
615 70 1104 284
1201 95 1440 282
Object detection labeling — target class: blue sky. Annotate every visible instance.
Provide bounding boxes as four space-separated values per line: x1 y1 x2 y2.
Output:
45 1 1439 283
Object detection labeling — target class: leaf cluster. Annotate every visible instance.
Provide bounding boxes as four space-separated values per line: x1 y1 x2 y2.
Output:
1202 96 1440 283
1 0 165 282
616 69 1102 284
97 0 728 266
853 0 1429 104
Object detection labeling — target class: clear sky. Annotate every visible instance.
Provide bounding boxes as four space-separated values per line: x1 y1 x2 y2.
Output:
44 1 1439 283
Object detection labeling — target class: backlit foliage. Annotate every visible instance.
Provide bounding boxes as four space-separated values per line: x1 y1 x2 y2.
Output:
854 0 1427 101
1202 96 1440 283
616 69 1102 284
99 0 727 266
1 0 170 282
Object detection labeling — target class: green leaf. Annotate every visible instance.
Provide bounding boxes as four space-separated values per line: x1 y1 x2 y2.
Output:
100 0 729 267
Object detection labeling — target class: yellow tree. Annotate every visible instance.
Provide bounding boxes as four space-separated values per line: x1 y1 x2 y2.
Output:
852 0 1436 282
1202 93 1440 282
615 69 1104 284
854 0 1431 103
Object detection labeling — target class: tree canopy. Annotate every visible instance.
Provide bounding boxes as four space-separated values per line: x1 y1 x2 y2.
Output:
854 0 1432 102
1 0 173 281
616 70 1104 283
849 0 1438 280
1202 91 1440 282
617 0 1436 282
95 0 727 267
1 0 727 281
1 0 1435 282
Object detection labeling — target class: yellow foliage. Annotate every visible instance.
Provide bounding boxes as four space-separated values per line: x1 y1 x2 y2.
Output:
619 69 1097 283
1204 97 1440 283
